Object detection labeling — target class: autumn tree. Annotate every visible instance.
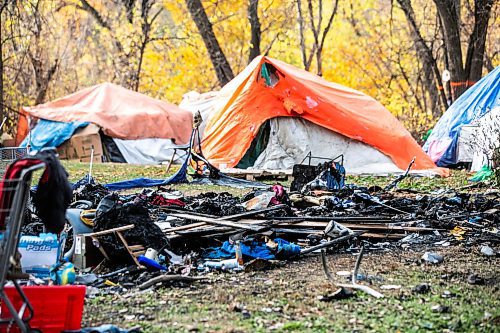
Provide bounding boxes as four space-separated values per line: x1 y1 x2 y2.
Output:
74 0 168 90
0 0 67 134
184 0 234 86
297 0 339 75
0 0 8 125
396 0 497 104
248 0 261 62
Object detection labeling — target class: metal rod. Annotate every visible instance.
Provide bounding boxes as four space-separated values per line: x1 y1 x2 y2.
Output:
88 147 94 184
300 231 364 255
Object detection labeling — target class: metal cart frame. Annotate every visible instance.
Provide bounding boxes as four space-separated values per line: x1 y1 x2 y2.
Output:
0 162 45 333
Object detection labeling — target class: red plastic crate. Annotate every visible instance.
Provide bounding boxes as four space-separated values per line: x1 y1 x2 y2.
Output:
0 285 86 333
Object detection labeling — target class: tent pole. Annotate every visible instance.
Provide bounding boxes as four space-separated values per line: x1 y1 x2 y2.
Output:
88 147 94 183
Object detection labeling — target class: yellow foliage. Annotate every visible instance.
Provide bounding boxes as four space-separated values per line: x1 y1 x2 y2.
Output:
1 0 498 137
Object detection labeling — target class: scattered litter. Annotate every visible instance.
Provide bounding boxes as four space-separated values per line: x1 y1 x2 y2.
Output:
431 304 451 313
318 287 355 301
441 290 456 298
480 245 495 256
421 252 444 264
380 284 401 290
8 156 498 332
467 274 485 285
412 283 431 294
80 324 142 333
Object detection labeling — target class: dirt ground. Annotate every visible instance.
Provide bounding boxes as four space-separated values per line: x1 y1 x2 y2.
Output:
83 246 499 332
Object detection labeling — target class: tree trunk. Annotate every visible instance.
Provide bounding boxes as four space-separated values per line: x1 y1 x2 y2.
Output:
31 55 58 105
397 0 447 117
434 0 466 98
464 0 494 82
296 0 310 71
434 0 495 100
185 0 234 86
316 0 338 76
248 0 261 63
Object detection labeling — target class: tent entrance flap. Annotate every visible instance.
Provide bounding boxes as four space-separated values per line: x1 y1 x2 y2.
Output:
260 63 280 87
236 120 271 169
100 133 126 163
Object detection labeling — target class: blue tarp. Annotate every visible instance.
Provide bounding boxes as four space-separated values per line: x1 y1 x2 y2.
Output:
20 119 88 151
104 155 189 190
104 129 267 191
203 238 301 260
424 66 500 167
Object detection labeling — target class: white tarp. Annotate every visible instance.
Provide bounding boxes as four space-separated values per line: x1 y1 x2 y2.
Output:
458 107 500 171
180 91 219 136
113 138 187 165
252 117 411 174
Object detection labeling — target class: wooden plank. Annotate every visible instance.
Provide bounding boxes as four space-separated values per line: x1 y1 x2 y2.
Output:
261 216 395 222
234 219 437 232
220 168 293 180
161 204 287 220
82 224 135 237
164 205 286 234
169 213 267 232
165 222 207 233
272 221 436 232
360 233 405 239
128 245 145 251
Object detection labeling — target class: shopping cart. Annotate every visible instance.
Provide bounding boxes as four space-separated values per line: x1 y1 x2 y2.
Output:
0 158 45 333
0 148 29 162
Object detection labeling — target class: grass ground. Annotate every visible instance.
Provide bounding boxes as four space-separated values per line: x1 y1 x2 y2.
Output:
83 247 499 332
31 161 500 331
61 160 474 194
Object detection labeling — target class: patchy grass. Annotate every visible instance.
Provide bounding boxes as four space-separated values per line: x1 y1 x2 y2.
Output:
83 247 499 332
348 170 472 192
60 161 476 195
61 161 179 184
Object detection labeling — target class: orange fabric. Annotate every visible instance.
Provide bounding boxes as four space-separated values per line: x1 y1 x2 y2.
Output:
19 83 193 144
15 114 29 146
202 56 448 176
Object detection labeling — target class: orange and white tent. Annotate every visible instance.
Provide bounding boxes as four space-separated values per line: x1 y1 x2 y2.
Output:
182 56 447 176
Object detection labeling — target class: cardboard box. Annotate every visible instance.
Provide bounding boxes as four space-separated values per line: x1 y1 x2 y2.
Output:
57 124 103 162
57 141 69 159
73 235 105 270
2 139 16 147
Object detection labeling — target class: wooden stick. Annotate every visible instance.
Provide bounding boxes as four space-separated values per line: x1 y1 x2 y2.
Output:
81 224 135 237
169 213 267 232
165 222 207 232
116 231 141 266
163 205 286 233
139 275 207 290
336 283 384 298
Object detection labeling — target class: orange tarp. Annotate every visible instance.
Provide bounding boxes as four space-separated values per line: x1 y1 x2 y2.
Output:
16 83 193 145
202 56 447 176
